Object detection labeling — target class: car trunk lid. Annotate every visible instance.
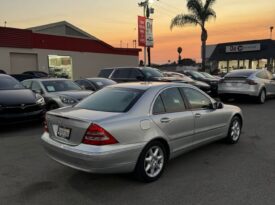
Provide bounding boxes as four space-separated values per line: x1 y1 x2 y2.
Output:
46 107 122 146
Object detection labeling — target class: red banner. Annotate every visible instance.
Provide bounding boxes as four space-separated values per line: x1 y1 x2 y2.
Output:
138 16 146 47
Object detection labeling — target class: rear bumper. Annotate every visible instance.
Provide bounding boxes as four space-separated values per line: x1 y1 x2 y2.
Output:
41 132 145 174
218 89 259 97
0 109 45 125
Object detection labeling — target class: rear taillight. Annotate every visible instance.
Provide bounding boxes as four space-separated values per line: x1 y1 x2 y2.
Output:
44 120 49 133
246 79 258 85
82 124 118 146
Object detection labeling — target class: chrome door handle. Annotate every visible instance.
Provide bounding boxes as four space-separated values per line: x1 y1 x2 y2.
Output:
160 118 171 123
195 113 201 118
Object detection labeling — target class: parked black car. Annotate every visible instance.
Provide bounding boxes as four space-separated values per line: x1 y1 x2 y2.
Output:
22 71 49 78
0 74 46 125
183 70 219 95
75 78 116 91
98 67 211 92
0 69 6 74
10 74 35 82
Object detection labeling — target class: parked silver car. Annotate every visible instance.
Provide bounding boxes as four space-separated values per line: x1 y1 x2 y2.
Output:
41 82 243 182
22 79 93 110
218 69 275 103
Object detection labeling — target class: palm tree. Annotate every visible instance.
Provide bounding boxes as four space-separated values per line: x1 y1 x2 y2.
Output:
170 0 217 71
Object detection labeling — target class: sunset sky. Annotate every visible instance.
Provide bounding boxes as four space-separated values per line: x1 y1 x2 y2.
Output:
1 0 274 63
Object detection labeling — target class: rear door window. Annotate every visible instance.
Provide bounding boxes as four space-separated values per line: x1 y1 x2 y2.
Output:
153 96 166 115
112 69 132 79
98 69 113 78
160 88 186 113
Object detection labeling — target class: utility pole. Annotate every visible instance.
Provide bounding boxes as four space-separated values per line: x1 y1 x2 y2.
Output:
138 0 158 67
4 21 7 27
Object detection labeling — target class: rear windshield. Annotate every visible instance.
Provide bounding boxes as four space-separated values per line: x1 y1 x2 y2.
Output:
89 78 116 88
225 71 255 78
142 67 163 78
0 76 24 90
42 80 82 92
76 87 144 112
98 69 113 78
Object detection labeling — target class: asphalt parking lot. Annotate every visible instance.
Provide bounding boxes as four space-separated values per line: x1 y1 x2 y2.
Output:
1 99 275 205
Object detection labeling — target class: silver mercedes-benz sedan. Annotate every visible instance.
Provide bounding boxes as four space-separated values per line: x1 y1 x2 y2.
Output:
218 69 275 103
41 82 243 182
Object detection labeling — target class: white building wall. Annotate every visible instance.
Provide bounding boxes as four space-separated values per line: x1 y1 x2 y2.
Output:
0 47 139 79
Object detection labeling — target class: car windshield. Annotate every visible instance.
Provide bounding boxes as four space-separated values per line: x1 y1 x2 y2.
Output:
225 70 255 78
189 71 206 79
0 76 24 90
142 67 163 78
76 87 144 113
201 72 216 79
42 80 82 92
89 78 116 88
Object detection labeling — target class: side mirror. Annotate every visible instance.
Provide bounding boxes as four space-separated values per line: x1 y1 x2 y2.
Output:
213 101 224 109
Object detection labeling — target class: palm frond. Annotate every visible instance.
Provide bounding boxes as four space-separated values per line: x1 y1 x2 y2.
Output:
170 14 200 30
204 0 216 10
203 8 216 21
186 0 204 21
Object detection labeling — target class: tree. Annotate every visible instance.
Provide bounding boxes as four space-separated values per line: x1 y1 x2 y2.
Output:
170 0 217 71
177 47 183 63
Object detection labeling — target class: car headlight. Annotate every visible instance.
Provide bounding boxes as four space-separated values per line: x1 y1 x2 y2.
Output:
59 96 77 105
35 94 45 105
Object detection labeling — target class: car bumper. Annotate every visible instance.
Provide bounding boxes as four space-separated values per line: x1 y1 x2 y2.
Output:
218 89 259 97
0 109 45 125
41 132 145 174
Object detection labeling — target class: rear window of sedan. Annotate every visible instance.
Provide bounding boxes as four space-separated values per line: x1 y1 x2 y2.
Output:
225 71 255 78
75 87 144 113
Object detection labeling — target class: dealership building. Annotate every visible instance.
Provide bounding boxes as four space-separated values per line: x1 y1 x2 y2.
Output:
206 39 275 73
0 21 140 79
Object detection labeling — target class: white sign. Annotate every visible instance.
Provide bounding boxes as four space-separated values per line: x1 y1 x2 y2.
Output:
226 43 261 53
146 18 154 47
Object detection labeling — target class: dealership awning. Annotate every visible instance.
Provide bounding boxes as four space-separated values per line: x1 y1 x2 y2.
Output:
209 39 275 61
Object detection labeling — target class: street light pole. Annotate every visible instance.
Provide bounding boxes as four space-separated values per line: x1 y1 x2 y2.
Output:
138 0 157 67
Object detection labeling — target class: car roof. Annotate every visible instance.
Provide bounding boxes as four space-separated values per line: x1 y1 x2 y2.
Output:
230 69 259 73
24 78 70 82
108 82 190 90
100 66 156 70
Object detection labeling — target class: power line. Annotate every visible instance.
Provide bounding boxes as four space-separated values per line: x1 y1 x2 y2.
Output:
158 1 182 14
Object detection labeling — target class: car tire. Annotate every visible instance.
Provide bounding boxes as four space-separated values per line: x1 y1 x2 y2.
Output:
257 89 266 104
225 116 242 144
134 141 168 183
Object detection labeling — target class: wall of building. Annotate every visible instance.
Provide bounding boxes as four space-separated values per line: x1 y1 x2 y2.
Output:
0 47 139 79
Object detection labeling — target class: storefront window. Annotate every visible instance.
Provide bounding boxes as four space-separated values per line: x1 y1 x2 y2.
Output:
258 59 268 69
48 55 73 79
218 61 227 73
228 60 238 71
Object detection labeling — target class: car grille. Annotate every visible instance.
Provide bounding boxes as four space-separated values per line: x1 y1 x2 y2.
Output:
0 103 42 114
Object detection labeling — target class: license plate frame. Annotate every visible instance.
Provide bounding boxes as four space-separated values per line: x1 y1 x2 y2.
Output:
57 127 71 139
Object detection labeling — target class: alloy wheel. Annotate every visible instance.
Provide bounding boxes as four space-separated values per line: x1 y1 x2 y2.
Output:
231 120 241 141
144 146 164 178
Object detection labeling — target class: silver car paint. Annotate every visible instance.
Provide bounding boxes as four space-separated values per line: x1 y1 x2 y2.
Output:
218 69 275 97
22 79 93 107
41 82 243 173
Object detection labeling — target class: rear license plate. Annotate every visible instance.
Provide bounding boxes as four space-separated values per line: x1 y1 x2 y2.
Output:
57 127 71 139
